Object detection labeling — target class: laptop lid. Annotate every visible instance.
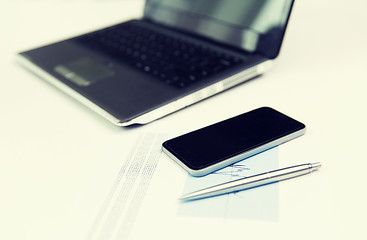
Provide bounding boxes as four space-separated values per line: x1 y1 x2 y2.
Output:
144 0 294 58
18 0 295 127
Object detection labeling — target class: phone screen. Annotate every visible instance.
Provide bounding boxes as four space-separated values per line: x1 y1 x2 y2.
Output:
162 107 305 176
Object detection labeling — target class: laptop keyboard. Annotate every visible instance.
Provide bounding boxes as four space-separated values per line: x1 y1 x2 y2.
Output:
76 21 244 89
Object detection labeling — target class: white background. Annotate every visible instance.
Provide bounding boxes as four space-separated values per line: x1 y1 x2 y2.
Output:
1 0 367 239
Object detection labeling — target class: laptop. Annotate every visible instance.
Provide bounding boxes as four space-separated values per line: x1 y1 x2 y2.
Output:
17 0 295 126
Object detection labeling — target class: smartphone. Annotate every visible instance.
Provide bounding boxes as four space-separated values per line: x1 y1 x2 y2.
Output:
162 107 306 177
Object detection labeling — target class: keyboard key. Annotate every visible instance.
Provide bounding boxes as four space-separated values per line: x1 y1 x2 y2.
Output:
76 21 244 89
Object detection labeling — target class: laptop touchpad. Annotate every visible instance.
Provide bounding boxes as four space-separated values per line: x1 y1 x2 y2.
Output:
54 57 114 86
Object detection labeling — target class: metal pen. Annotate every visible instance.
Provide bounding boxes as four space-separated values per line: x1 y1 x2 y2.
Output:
179 162 321 201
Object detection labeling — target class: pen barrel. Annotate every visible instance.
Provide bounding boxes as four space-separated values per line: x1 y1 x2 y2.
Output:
265 162 321 181
216 163 320 194
180 163 321 201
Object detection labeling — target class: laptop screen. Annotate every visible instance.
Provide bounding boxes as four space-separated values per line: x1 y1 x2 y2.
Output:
144 0 294 58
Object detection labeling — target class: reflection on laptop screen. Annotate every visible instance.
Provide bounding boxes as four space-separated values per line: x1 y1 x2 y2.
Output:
146 0 293 58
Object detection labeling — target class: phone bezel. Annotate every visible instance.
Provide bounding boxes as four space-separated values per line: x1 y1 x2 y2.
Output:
162 107 306 177
162 128 305 177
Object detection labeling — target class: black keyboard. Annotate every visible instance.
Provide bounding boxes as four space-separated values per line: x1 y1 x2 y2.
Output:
76 21 244 89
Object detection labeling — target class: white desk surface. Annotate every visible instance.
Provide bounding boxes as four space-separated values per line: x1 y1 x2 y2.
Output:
1 1 367 240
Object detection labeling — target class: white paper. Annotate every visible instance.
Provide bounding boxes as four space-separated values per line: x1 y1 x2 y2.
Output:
87 134 280 240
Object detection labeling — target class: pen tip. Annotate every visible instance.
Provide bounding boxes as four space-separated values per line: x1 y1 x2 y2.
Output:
178 195 187 201
178 195 191 202
311 162 322 170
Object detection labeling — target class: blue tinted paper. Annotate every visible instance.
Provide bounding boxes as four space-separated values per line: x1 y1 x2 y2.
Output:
178 147 279 221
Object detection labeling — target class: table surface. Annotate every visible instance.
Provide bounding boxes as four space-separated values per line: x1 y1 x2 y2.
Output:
1 1 367 240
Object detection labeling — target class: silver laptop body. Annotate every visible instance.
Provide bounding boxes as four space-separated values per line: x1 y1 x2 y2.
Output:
18 0 294 126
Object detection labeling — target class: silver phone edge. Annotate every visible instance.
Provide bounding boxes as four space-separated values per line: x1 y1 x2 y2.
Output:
162 128 306 177
16 54 272 126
